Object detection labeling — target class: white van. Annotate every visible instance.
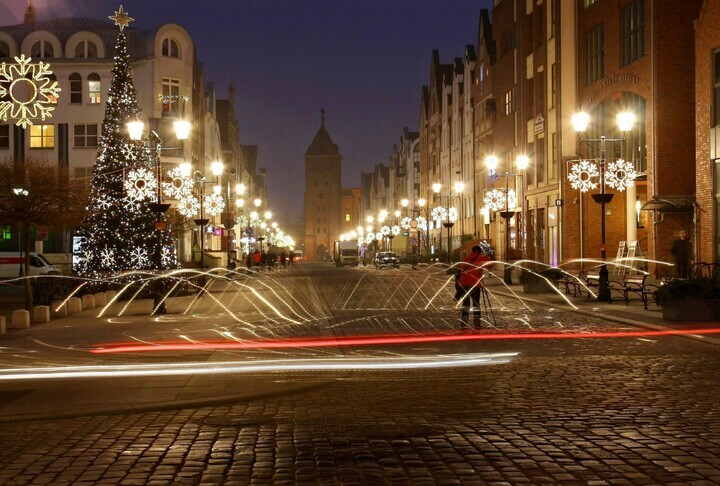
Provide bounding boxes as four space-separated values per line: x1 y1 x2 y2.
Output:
0 252 61 278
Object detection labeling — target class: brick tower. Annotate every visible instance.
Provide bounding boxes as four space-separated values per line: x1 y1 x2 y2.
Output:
304 112 342 260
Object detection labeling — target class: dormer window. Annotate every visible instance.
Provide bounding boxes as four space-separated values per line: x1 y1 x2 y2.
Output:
162 38 180 58
30 40 53 58
74 40 98 59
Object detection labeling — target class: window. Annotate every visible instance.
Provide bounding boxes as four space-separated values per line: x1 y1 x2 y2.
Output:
74 124 98 148
74 40 97 59
714 50 720 127
585 24 604 85
500 27 516 56
504 88 515 116
584 0 598 6
550 132 558 180
345 213 351 222
162 78 180 114
30 40 53 58
30 124 54 148
1 226 10 240
162 38 180 58
536 137 545 184
0 40 9 58
550 63 557 109
87 73 101 104
0 124 8 149
621 0 645 67
69 73 82 104
550 0 556 39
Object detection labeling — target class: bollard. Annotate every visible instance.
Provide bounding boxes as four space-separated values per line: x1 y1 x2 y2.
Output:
81 294 96 310
50 300 67 319
32 305 50 323
67 297 82 315
94 292 107 306
10 309 30 329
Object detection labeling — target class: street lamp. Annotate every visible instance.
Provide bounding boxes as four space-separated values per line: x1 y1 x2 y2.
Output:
126 113 190 314
570 110 636 302
484 154 529 284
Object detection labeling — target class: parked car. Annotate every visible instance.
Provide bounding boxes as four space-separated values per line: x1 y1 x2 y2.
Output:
374 251 399 269
399 254 419 265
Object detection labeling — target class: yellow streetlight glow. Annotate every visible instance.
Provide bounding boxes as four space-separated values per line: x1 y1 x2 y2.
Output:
210 161 224 176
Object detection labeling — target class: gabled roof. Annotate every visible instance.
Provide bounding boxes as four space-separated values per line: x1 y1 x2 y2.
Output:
305 122 340 157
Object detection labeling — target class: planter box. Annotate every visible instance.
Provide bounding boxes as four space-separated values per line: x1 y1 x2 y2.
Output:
522 279 559 293
662 297 720 321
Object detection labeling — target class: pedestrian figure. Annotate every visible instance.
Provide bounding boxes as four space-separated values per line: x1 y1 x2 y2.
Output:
252 249 261 268
671 230 692 278
456 245 493 329
280 251 287 268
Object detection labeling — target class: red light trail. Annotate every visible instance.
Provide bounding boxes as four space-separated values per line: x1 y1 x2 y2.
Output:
90 327 720 354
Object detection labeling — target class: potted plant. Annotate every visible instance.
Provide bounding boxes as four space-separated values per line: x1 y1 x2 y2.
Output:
519 267 566 293
655 277 720 321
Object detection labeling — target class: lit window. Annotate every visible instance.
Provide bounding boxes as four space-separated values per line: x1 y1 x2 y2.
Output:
87 73 101 104
74 124 98 148
1 226 11 239
30 124 54 148
69 73 82 104
162 38 180 58
504 88 515 116
30 40 53 58
0 124 8 149
162 78 180 114
345 213 351 222
74 40 97 59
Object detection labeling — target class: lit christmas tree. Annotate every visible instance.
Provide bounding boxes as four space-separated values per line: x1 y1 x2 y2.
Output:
78 7 177 277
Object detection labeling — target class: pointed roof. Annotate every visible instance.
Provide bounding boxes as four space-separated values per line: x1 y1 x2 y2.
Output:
305 121 340 157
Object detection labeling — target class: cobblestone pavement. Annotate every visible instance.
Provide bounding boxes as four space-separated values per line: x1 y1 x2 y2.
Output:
1 265 720 484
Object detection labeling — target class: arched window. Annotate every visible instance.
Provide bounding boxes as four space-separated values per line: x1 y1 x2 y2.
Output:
69 73 82 104
0 40 9 58
74 40 97 59
87 73 101 104
162 38 180 58
31 40 53 58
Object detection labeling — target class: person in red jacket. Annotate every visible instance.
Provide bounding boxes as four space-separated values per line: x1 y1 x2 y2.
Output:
456 245 494 329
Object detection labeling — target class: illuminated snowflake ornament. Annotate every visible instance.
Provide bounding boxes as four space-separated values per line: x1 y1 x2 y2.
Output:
380 225 391 236
604 159 636 192
391 225 400 236
431 206 447 222
97 194 112 211
366 232 376 242
449 207 458 223
508 189 518 209
400 217 413 230
416 216 428 231
0 55 61 128
129 247 149 268
123 196 142 213
567 160 600 192
177 194 199 217
483 189 506 211
204 193 225 216
161 246 175 268
162 167 192 199
100 248 115 268
125 167 157 201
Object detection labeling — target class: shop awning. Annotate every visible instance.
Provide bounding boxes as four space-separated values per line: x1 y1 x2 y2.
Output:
640 195 694 213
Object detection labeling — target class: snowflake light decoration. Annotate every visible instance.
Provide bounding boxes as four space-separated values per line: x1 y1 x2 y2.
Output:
123 196 142 213
0 55 61 128
391 225 400 236
161 246 175 268
567 160 600 192
162 167 192 199
177 194 199 217
204 193 225 216
448 207 458 223
431 206 447 222
400 216 412 230
416 216 428 231
97 194 112 211
483 189 506 211
129 247 149 268
366 232 375 242
604 159 636 192
125 167 157 201
380 225 391 236
100 248 115 268
507 189 518 209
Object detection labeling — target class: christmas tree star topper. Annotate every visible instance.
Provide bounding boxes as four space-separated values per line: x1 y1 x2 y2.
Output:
109 5 134 31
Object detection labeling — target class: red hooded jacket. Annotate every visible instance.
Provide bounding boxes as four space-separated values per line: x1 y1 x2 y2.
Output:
457 251 493 288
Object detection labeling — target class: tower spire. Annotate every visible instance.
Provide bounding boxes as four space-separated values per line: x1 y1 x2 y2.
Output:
321 108 325 126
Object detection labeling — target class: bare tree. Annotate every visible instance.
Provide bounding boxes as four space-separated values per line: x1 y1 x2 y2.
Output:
0 156 88 308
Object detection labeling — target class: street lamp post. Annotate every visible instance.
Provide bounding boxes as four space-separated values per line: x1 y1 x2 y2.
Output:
571 110 636 302
127 114 189 314
484 154 529 285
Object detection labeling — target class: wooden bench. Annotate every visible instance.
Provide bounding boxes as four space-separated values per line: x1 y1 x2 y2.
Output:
608 273 652 308
562 271 598 299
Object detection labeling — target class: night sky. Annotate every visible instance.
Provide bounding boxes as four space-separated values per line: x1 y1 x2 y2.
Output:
1 0 493 224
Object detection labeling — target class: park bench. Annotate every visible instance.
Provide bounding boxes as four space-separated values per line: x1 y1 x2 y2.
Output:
607 273 656 308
